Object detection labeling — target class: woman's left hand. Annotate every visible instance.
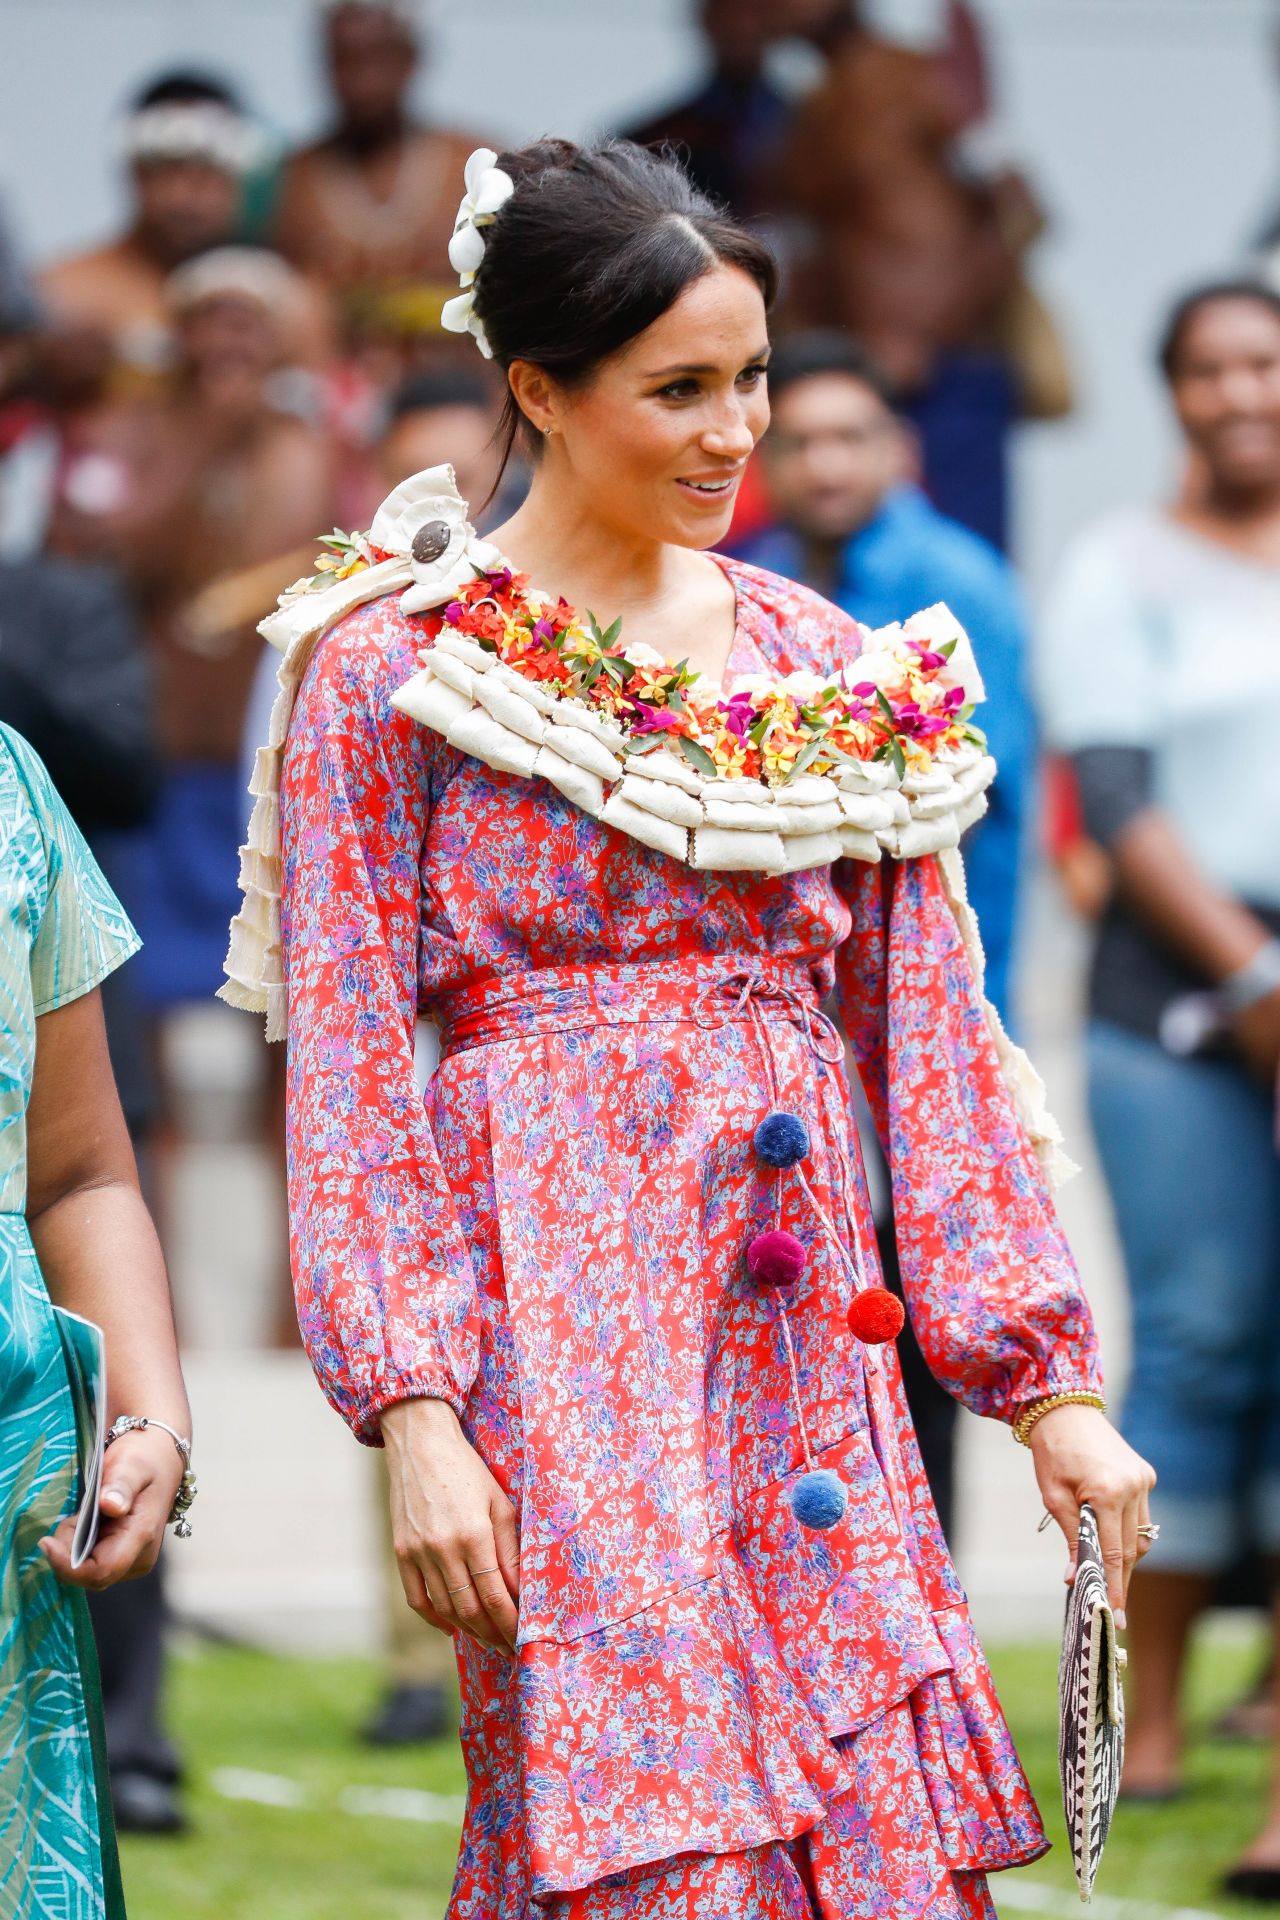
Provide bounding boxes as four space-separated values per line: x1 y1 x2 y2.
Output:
39 1427 184 1590
1030 1404 1156 1627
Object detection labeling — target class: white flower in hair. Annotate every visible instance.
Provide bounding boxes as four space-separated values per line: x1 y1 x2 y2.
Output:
441 147 514 360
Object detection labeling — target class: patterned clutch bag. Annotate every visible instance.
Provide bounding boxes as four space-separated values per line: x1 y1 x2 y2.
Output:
1059 1503 1126 1900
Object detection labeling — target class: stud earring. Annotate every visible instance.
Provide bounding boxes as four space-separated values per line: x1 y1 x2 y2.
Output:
542 424 554 436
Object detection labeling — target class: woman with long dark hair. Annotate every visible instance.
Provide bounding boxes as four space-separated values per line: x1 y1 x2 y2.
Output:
228 139 1151 1917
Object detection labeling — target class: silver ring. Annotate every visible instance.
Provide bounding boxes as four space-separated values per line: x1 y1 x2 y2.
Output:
445 1578 474 1593
1137 1523 1160 1542
471 1565 501 1577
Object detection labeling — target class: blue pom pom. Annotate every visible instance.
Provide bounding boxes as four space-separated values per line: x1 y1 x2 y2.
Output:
754 1111 810 1169
788 1469 848 1531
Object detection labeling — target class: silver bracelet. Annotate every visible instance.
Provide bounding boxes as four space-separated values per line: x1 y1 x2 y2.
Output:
1219 937 1280 1017
106 1415 198 1539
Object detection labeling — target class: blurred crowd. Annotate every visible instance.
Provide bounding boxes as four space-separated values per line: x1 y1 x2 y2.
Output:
0 0 1062 1064
5 0 1280 1895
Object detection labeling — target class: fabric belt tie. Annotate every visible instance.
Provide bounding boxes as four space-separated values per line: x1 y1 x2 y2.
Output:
696 966 845 1079
433 957 839 1062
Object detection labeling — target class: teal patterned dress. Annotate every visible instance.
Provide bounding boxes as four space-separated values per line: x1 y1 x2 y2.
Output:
1 724 140 1920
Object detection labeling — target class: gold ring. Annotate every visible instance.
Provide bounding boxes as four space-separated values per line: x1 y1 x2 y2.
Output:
1136 1523 1160 1541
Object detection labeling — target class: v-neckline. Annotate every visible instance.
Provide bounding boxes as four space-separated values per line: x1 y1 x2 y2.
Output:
705 549 754 690
486 546 753 693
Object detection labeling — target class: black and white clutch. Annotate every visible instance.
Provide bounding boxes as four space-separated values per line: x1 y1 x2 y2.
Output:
1059 1503 1125 1900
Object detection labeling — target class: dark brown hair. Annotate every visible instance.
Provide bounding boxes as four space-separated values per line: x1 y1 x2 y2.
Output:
1158 278 1280 382
471 137 778 484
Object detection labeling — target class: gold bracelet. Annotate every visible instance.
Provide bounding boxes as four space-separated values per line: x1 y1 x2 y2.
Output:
1011 1390 1106 1447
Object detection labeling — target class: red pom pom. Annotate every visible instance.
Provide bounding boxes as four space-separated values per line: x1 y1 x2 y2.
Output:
746 1229 807 1290
848 1287 906 1344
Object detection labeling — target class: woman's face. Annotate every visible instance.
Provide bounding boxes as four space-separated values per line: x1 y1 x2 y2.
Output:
1171 296 1280 497
542 264 771 550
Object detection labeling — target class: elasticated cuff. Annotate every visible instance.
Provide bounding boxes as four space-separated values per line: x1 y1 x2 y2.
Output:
355 1377 469 1447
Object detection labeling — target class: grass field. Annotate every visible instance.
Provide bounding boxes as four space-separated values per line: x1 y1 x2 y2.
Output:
119 1626 1274 1918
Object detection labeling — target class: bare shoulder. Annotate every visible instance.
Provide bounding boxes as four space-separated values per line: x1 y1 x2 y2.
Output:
39 241 139 309
284 124 488 173
423 125 502 162
279 137 332 177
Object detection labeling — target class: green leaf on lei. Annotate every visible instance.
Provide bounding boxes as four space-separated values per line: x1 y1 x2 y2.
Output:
676 735 718 777
784 739 824 781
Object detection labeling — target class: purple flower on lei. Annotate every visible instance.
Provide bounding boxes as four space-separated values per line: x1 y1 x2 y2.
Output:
628 701 685 735
716 690 757 740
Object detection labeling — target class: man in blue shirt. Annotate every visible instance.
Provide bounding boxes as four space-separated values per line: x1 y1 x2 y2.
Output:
738 330 1034 1024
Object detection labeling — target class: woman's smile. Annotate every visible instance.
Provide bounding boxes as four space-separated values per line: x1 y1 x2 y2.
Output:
674 468 744 503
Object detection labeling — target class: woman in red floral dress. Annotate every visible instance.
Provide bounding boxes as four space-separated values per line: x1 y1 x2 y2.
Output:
232 140 1154 1917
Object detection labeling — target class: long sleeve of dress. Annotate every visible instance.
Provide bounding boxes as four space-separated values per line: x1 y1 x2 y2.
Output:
280 606 480 1442
834 852 1101 1421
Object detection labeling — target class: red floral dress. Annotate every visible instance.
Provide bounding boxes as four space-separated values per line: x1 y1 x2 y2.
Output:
279 557 1100 1919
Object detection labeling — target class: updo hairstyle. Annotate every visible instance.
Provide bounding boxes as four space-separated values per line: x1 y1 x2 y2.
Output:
470 138 778 482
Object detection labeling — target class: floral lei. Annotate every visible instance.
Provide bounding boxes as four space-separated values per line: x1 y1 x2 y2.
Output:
430 562 984 786
295 528 985 790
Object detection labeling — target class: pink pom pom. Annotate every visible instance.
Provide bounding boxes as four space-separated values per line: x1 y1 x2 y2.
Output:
848 1287 906 1344
747 1229 807 1290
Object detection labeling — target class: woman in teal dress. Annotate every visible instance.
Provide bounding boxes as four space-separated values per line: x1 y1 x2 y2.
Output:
1 723 190 1918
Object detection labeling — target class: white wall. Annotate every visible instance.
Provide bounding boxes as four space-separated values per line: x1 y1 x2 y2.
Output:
1 0 1275 586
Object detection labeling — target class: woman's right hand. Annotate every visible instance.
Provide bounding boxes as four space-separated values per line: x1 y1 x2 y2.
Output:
40 1424 184 1590
380 1397 520 1655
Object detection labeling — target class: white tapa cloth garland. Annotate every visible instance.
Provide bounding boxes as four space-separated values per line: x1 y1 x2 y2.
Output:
218 466 499 1040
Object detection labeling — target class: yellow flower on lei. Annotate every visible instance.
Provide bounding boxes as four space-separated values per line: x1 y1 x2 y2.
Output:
313 551 367 583
710 734 754 777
